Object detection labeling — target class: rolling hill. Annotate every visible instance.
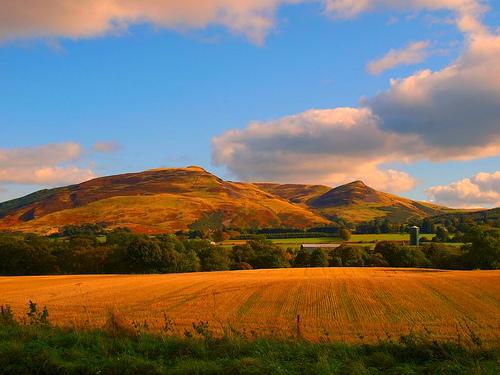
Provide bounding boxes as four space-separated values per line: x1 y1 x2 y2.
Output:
0 166 456 234
430 207 499 225
256 180 450 223
0 167 329 234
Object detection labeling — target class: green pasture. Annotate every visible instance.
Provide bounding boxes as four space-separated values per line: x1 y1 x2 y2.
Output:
222 233 445 250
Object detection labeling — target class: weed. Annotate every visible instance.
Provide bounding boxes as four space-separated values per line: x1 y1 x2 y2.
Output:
26 300 50 326
0 305 15 326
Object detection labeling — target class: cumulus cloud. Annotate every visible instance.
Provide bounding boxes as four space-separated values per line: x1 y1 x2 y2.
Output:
367 41 430 75
0 0 305 45
213 33 500 192
368 32 500 157
0 0 487 46
426 171 500 207
213 107 418 192
0 143 95 185
92 141 121 153
213 1 500 195
325 0 487 34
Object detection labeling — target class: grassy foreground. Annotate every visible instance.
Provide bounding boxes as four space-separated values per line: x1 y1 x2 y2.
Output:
0 321 498 375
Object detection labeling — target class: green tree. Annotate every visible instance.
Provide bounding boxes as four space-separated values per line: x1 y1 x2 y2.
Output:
247 240 290 269
177 249 201 272
434 226 450 242
339 228 352 241
374 241 401 266
421 243 462 269
397 247 429 268
293 248 310 267
329 256 343 267
309 249 329 267
230 244 255 265
126 238 163 273
421 218 435 234
462 226 500 269
197 246 230 271
0 237 57 275
339 245 365 266
365 253 389 267
380 219 390 234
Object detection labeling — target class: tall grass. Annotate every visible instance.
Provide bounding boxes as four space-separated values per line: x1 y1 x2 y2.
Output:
0 303 498 374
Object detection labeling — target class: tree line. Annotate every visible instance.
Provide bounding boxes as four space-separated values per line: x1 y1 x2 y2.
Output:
0 225 498 276
293 226 499 270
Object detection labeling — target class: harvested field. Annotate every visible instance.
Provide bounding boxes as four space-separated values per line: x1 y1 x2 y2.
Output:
0 268 499 344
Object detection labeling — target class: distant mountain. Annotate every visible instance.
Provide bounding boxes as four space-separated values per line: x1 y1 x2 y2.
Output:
0 167 329 234
430 207 499 224
257 180 451 223
0 167 455 234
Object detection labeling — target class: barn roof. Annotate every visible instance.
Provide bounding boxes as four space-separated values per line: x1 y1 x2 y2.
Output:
300 243 341 248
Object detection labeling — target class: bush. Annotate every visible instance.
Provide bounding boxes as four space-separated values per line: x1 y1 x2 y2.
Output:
339 228 352 241
126 238 163 273
331 245 366 267
293 248 310 268
197 246 230 271
26 301 50 326
462 226 500 269
309 249 329 267
421 243 463 269
365 253 389 267
0 305 15 326
234 262 253 270
374 242 429 267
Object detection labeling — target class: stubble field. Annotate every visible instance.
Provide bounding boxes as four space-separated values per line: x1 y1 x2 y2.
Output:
0 268 499 344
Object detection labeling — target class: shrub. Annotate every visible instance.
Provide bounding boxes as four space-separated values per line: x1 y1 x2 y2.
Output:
339 228 352 241
0 305 15 326
234 262 253 270
309 249 329 267
26 301 50 326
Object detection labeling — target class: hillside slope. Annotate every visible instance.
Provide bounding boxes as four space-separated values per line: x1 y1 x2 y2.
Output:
0 167 456 233
430 207 499 224
253 183 331 205
0 167 329 234
257 180 450 223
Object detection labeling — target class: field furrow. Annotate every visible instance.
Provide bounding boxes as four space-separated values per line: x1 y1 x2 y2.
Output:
0 268 499 344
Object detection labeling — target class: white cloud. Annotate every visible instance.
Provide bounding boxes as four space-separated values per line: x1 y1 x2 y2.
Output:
0 142 82 167
92 141 121 153
0 166 95 185
367 41 430 75
324 0 487 34
426 171 500 207
213 107 418 192
0 143 95 185
213 2 500 192
0 0 304 45
0 0 487 46
368 32 500 157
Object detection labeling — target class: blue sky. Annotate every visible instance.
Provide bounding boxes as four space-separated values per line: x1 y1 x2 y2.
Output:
0 1 499 208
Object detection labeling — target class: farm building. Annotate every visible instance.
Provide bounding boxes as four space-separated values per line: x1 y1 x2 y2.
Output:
300 243 341 253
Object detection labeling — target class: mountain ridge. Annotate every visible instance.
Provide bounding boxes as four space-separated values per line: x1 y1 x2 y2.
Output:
0 166 459 234
0 167 330 234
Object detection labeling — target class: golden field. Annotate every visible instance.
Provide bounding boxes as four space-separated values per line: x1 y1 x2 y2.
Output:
1 268 499 344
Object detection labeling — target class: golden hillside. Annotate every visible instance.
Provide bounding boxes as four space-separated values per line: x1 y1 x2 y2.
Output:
0 167 329 234
256 180 450 223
